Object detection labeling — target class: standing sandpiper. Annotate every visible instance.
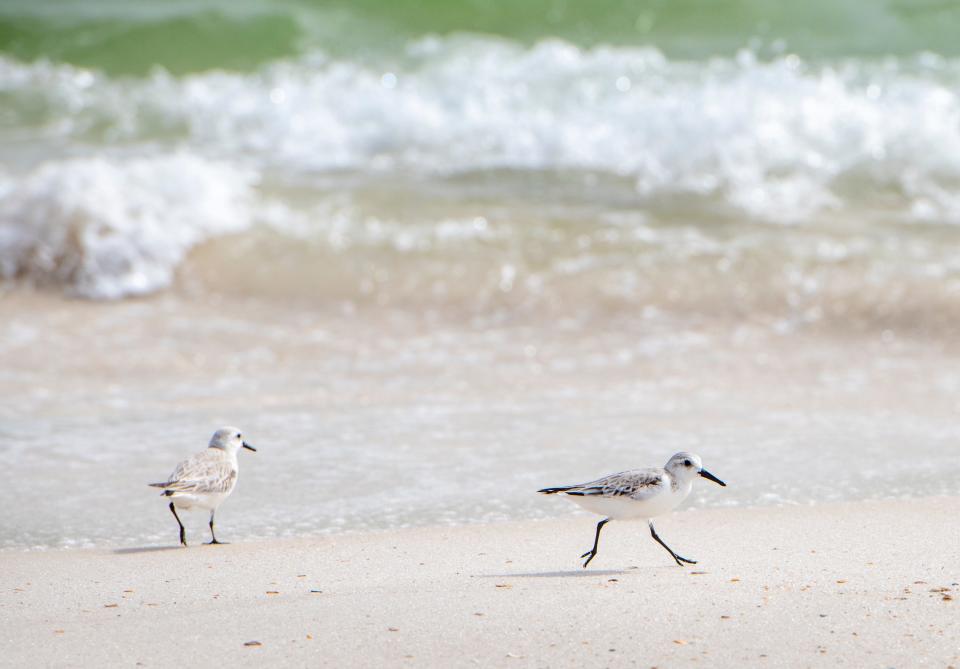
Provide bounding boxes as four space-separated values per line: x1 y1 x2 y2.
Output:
149 427 256 546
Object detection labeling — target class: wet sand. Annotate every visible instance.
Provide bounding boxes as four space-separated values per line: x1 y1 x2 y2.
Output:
2 497 957 667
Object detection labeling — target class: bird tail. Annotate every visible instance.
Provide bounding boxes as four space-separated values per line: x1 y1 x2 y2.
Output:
538 486 575 495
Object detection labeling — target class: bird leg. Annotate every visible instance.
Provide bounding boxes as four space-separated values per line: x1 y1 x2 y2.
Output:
580 518 610 568
206 510 226 545
649 521 696 566
169 502 187 547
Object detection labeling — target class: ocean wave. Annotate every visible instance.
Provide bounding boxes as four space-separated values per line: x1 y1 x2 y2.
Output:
0 154 256 298
2 39 960 308
3 42 960 226
1 151 959 328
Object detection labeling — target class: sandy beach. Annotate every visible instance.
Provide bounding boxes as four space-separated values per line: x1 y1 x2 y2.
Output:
2 496 956 668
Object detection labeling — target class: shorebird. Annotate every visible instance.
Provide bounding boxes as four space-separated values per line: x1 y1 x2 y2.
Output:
539 452 725 567
149 427 256 546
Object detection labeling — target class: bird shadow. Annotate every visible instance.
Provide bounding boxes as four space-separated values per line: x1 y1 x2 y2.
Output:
480 569 627 578
112 545 184 555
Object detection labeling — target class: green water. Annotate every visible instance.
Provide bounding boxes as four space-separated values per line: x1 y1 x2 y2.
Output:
1 0 959 75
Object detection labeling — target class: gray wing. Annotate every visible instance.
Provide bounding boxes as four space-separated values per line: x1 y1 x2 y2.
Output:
157 453 237 494
563 468 666 500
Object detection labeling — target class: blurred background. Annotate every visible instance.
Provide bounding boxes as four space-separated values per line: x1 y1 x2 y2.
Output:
1 0 959 549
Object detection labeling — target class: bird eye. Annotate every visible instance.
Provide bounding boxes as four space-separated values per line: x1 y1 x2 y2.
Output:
683 459 692 467
236 433 242 439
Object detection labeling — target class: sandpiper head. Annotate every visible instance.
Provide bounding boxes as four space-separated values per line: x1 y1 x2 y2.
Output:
665 452 725 486
209 426 257 454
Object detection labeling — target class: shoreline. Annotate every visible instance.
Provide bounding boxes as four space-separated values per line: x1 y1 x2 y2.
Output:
4 290 960 552
2 496 957 667
0 491 948 555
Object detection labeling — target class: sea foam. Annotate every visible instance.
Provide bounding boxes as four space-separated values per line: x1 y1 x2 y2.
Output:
0 154 256 298
3 42 960 225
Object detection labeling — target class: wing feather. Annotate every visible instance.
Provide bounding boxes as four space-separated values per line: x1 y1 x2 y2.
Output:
154 451 237 495
562 469 665 501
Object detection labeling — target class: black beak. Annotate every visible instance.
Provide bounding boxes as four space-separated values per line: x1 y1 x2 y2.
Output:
242 442 257 452
699 468 725 486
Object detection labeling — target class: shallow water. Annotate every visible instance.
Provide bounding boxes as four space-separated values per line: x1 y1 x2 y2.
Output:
2 1 960 549
1 294 958 549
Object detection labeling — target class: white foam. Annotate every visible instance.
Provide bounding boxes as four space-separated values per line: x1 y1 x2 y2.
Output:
3 42 960 224
0 154 257 298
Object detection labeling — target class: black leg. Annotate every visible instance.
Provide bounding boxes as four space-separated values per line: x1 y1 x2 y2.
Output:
169 502 187 547
580 518 610 568
206 510 226 545
649 521 696 566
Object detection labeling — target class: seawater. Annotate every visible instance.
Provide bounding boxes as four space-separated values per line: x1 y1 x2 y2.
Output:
1 0 959 549
0 2 959 305
1 296 959 550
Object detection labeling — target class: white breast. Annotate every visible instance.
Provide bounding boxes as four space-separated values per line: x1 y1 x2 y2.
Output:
567 479 692 520
171 491 232 512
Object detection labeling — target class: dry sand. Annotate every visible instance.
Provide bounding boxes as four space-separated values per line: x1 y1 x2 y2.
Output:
2 497 957 668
